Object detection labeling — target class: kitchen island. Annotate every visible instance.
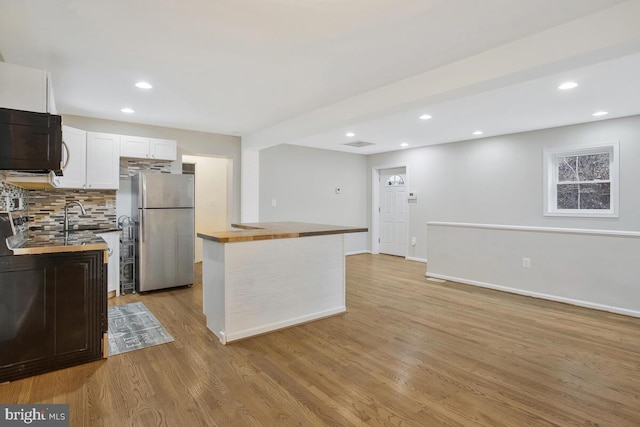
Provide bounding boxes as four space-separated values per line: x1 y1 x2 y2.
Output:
197 222 367 344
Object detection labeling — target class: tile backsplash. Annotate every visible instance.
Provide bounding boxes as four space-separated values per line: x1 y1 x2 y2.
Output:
120 158 172 177
28 189 117 231
0 181 28 211
1 160 169 231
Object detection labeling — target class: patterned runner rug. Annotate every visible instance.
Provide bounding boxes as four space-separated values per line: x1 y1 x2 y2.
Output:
107 302 174 356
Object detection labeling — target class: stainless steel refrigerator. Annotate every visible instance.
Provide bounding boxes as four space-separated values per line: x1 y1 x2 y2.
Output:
132 173 195 292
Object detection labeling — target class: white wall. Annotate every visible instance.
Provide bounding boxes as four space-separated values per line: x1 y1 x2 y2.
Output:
427 223 640 316
183 155 228 263
241 148 260 222
62 114 242 223
259 144 368 254
367 115 640 260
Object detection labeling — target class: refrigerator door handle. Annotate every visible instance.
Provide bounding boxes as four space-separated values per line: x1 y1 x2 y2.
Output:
140 210 145 242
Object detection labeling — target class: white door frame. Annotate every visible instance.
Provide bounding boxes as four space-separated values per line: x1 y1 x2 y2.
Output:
182 154 234 263
372 163 409 256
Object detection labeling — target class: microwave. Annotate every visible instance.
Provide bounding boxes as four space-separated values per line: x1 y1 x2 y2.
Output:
0 107 62 173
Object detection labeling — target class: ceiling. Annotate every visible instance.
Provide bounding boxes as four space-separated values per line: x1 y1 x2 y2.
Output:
1 0 640 154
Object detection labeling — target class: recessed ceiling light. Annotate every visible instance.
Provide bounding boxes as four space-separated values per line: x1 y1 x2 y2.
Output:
121 107 135 114
345 132 355 137
558 81 578 90
419 114 432 120
400 142 409 147
135 81 153 89
472 130 483 136
592 111 608 117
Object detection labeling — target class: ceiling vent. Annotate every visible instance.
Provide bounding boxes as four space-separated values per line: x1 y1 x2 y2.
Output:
343 141 375 148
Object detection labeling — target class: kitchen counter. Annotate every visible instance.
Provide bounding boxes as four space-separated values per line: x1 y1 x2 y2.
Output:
7 229 109 255
199 221 368 344
197 221 368 243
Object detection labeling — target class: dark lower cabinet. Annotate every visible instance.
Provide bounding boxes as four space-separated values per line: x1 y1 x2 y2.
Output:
0 250 106 382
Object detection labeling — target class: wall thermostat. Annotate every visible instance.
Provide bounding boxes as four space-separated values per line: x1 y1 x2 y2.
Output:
408 192 417 201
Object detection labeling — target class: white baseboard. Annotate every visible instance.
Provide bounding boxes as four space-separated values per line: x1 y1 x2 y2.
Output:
224 306 347 343
427 273 640 319
346 250 371 256
406 256 427 263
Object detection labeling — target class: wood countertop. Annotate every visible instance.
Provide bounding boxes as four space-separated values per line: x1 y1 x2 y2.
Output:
7 230 109 255
197 221 368 243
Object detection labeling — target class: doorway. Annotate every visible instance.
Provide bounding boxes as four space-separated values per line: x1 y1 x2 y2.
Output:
378 167 407 257
182 155 229 263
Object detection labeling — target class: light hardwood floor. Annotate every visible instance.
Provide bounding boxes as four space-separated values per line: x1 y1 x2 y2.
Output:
2 254 639 426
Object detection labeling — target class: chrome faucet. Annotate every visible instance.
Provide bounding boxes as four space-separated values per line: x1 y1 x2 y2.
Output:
64 201 87 231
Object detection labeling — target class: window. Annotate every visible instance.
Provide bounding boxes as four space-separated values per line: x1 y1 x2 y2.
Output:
386 175 404 186
544 142 619 217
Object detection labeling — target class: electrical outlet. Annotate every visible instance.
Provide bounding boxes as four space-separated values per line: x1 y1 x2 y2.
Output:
522 257 531 268
271 199 277 207
411 237 416 246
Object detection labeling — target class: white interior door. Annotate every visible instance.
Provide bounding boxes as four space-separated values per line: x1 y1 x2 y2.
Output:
379 168 407 257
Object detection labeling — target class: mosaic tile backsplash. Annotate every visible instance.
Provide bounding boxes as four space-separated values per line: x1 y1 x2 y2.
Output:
0 181 28 211
120 158 172 177
28 189 117 231
2 160 169 231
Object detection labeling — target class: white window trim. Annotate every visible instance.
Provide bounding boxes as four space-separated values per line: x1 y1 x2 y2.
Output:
543 141 619 218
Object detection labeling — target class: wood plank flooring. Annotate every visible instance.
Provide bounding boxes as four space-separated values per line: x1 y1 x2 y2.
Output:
2 254 639 426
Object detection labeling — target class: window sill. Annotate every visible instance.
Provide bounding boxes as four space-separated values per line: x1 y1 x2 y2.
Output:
544 211 619 218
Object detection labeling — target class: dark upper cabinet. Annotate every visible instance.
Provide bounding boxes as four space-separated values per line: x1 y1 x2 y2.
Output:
0 107 62 172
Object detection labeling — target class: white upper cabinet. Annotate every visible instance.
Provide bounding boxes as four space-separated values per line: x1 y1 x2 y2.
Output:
55 126 87 188
120 135 149 158
0 62 56 114
86 132 120 189
149 138 177 160
55 129 119 189
120 136 177 161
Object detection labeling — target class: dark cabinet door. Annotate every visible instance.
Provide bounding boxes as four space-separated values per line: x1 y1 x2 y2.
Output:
0 250 106 382
53 261 90 355
0 268 53 368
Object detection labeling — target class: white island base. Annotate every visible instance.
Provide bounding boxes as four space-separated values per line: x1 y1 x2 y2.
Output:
202 233 346 344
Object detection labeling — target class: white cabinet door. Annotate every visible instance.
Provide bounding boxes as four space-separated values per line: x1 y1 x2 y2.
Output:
86 132 120 189
149 138 177 161
120 135 150 159
55 126 87 189
97 232 121 297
